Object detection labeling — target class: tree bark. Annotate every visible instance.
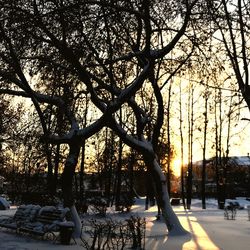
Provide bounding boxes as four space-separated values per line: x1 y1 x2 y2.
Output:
202 91 208 209
79 141 86 203
143 155 188 235
166 84 172 194
62 142 82 237
115 136 123 210
53 144 60 195
179 81 186 209
187 83 194 210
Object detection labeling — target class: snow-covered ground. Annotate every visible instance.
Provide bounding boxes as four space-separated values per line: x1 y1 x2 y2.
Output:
0 198 249 250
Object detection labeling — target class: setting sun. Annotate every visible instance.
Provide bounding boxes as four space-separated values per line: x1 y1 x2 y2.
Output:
171 158 181 177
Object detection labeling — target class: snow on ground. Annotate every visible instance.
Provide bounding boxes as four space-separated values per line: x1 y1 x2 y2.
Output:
0 198 249 250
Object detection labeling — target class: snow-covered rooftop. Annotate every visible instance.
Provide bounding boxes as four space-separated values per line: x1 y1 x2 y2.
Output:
193 156 250 167
228 156 250 166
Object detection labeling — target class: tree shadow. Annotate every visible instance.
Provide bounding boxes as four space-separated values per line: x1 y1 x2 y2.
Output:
145 215 192 250
173 210 220 250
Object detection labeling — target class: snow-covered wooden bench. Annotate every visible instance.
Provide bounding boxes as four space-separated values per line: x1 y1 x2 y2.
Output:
18 206 72 241
0 204 41 231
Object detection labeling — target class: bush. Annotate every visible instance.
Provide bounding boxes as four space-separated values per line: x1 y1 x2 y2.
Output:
87 196 107 216
81 216 146 250
116 192 135 212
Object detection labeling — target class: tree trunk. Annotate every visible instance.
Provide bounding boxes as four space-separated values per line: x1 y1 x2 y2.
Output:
128 150 135 199
215 89 225 208
79 141 86 204
186 162 193 210
202 91 208 209
187 84 194 210
166 84 172 194
62 142 82 237
115 109 123 210
79 94 88 203
53 144 60 195
179 81 186 209
115 136 123 210
144 155 188 235
46 144 54 195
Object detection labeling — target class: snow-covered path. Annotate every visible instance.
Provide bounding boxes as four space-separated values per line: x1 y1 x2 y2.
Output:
0 198 249 249
142 199 250 250
145 208 250 249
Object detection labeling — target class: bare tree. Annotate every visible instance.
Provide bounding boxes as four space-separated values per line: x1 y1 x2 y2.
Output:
186 77 195 209
0 0 199 236
178 80 187 209
208 0 250 204
201 86 209 209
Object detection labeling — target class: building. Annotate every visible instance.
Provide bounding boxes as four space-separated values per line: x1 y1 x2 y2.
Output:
191 156 250 197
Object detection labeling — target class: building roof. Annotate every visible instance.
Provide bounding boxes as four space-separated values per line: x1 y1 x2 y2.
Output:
228 156 250 166
192 156 250 167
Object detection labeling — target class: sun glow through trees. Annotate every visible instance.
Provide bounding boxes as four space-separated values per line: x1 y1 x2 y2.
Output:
171 158 181 177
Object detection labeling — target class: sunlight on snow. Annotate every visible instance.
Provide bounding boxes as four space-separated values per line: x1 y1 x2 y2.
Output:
144 203 219 250
180 215 220 250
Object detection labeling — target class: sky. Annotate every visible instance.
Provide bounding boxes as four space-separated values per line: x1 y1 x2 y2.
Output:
167 75 250 170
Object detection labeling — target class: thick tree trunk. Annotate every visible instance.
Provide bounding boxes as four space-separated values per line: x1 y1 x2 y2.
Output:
62 142 82 237
144 155 188 235
70 205 82 238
